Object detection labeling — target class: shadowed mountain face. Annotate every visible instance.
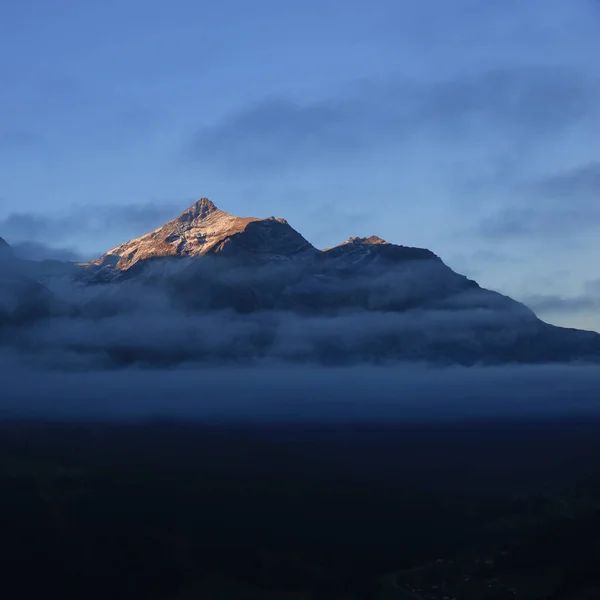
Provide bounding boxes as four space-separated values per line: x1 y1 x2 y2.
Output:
0 238 65 326
2 200 600 367
0 237 12 260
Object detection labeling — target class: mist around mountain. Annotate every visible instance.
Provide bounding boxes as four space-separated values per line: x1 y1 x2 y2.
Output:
0 236 71 327
1 200 600 369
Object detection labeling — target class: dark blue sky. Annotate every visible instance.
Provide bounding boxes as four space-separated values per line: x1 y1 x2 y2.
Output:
1 0 600 331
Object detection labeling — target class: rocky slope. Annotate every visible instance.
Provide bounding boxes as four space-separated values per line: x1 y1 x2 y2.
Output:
86 198 318 280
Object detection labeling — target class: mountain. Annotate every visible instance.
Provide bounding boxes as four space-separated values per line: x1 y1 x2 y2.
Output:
0 238 65 326
3 199 600 367
81 200 483 311
0 236 12 261
86 198 318 280
82 200 489 315
323 235 435 263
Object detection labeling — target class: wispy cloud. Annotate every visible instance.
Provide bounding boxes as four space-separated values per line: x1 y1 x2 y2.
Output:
186 66 598 173
479 206 599 239
534 161 600 200
523 280 600 315
9 241 84 262
0 201 187 251
478 162 600 240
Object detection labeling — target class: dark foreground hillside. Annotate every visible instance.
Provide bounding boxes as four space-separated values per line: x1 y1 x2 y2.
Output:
2 418 600 599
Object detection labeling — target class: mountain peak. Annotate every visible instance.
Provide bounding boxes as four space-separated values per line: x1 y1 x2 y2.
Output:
346 236 389 245
88 197 317 272
266 216 289 225
324 234 436 264
177 197 221 223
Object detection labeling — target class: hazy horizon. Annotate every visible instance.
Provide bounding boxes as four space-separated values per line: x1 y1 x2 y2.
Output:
2 363 600 423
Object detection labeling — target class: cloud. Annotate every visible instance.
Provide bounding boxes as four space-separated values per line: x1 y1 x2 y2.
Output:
1 254 592 371
525 294 600 314
478 162 600 240
0 201 187 251
478 206 598 239
523 279 600 315
534 161 600 201
1 362 600 424
10 241 84 262
187 66 598 173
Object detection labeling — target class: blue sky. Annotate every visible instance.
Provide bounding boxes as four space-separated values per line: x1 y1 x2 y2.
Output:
1 0 600 330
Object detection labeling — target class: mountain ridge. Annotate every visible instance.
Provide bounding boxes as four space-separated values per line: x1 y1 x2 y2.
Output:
2 198 600 367
87 198 319 275
85 198 441 279
81 198 544 325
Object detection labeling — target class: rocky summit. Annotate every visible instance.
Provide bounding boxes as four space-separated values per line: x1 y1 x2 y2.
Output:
87 198 318 275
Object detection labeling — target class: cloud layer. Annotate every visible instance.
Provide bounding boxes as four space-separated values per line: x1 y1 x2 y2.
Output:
479 162 600 240
2 362 600 424
0 201 187 256
2 250 598 371
524 280 600 315
188 67 598 173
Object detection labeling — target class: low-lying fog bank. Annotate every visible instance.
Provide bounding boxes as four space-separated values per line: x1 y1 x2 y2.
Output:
1 363 599 422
